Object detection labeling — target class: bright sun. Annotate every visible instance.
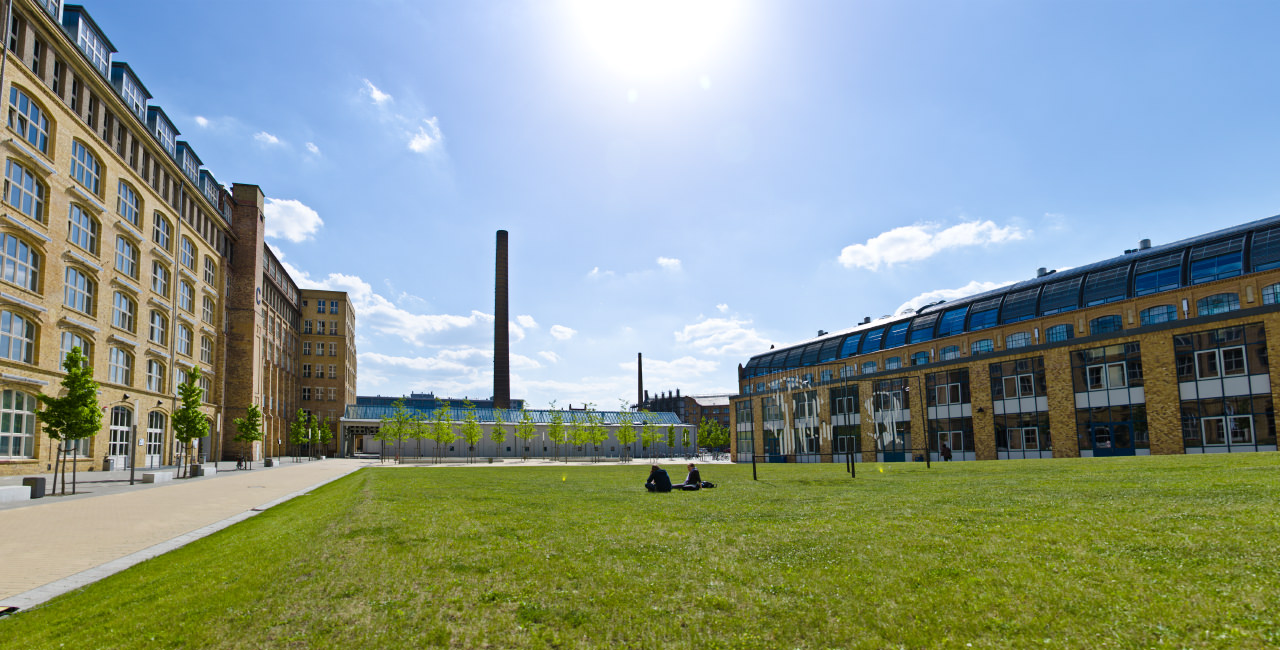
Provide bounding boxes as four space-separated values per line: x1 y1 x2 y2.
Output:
569 0 739 78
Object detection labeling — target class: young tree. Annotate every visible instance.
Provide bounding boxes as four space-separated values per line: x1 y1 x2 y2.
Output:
567 412 588 461
615 400 637 462
681 425 691 451
460 399 484 463
490 408 508 457
172 365 209 477
289 410 310 462
514 406 538 459
379 399 415 463
546 401 567 461
233 403 264 469
37 346 101 494
316 413 335 457
666 425 677 456
640 411 660 458
429 403 456 463
584 404 607 461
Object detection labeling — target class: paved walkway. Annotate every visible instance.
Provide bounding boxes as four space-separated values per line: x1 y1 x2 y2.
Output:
0 458 371 610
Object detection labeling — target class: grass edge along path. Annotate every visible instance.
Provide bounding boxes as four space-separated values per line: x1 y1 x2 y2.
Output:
3 454 1279 649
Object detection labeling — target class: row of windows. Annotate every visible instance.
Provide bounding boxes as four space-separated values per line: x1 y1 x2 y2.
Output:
1 303 216 367
302 299 342 315
302 341 340 356
301 387 340 401
302 320 342 335
301 364 340 379
745 286 1271 381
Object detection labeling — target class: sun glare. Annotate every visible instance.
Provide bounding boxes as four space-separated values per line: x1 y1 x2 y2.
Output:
569 0 739 78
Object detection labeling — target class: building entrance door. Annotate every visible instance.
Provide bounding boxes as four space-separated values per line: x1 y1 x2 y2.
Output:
1091 423 1135 457
109 406 132 470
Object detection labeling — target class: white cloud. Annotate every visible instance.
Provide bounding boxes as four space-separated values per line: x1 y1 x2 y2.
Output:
550 325 577 341
619 355 719 384
588 267 615 279
517 315 538 329
657 257 682 271
838 220 1028 271
716 303 729 313
194 116 210 128
305 142 321 155
279 263 493 347
263 198 324 243
674 317 772 356
362 79 392 105
895 280 1017 315
408 117 443 154
253 131 282 146
538 351 561 363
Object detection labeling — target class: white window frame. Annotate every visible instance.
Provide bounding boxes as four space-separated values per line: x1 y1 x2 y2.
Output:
0 233 40 292
1086 362 1127 391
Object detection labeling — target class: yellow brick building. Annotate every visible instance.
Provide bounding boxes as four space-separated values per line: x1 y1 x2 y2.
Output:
731 216 1280 464
0 1 354 476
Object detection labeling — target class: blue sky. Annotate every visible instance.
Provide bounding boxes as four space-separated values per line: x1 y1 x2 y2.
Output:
93 0 1280 408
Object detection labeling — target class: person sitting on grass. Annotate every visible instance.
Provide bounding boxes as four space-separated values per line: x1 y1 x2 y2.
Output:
673 463 702 491
645 464 672 492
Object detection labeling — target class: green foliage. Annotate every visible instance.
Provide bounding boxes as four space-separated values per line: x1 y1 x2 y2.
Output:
614 400 637 454
171 365 208 471
490 408 508 453
378 399 416 462
640 410 660 453
514 406 538 457
545 401 567 458
289 409 311 449
666 424 676 449
37 346 102 447
233 404 265 444
316 413 334 448
429 403 456 462
460 399 484 460
11 456 1280 649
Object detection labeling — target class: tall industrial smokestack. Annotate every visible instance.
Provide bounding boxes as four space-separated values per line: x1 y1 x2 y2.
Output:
494 230 510 409
637 353 643 409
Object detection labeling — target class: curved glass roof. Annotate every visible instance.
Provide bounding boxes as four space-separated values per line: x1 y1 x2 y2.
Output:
743 213 1280 379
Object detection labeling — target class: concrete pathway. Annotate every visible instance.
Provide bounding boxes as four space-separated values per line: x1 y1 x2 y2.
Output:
0 458 371 611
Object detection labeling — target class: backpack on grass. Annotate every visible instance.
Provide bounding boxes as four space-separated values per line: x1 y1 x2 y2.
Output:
700 481 715 489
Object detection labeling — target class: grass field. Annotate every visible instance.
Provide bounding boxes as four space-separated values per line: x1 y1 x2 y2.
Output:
4 454 1280 649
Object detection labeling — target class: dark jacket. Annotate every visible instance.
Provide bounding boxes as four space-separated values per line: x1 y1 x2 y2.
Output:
680 468 702 487
646 468 672 492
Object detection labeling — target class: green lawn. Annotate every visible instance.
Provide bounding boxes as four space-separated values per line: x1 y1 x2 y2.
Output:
5 455 1280 649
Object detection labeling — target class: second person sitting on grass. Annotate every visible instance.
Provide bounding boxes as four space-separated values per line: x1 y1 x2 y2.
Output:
672 463 702 491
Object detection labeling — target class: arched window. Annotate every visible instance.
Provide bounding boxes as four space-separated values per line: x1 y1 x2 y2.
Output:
0 233 40 291
148 310 167 345
1263 283 1280 305
1006 332 1032 349
180 236 195 269
145 359 165 392
1197 293 1240 316
115 236 138 279
1089 315 1122 335
911 351 930 366
178 280 194 312
108 347 133 385
0 389 37 458
201 296 215 325
59 331 92 366
70 141 101 194
152 213 171 251
108 406 132 460
200 336 213 363
1046 324 1073 343
939 345 960 360
5 159 46 222
0 309 36 362
176 324 192 356
112 291 136 332
117 180 140 227
885 356 902 370
68 205 99 254
1140 305 1177 326
64 266 95 315
151 261 170 297
203 256 216 285
861 361 877 374
8 87 50 153
971 339 994 355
